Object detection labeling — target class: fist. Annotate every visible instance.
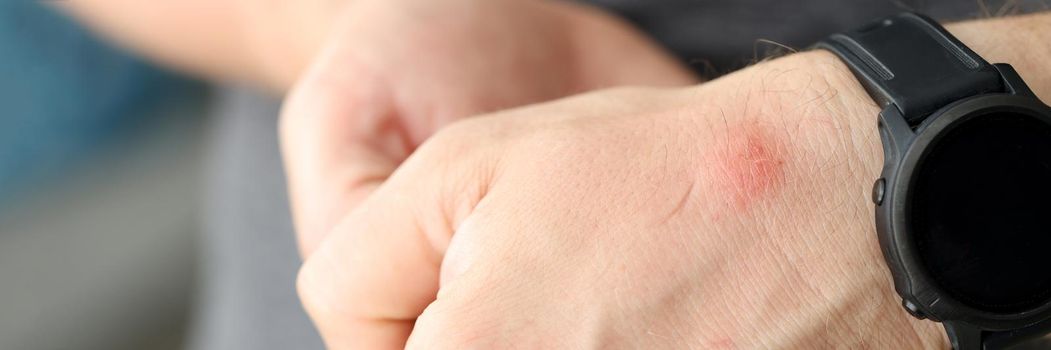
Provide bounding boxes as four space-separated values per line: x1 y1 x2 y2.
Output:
296 51 949 349
280 0 697 256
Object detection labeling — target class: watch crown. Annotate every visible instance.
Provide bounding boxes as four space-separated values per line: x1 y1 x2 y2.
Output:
872 178 887 205
902 299 927 320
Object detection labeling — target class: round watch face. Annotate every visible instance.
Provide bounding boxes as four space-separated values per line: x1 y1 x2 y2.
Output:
910 112 1051 314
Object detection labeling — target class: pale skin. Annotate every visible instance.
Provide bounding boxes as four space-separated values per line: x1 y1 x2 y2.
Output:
277 0 697 255
57 1 1051 348
61 0 698 255
288 12 1051 350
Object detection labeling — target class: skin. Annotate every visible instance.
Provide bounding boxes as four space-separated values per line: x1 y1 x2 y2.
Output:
290 12 1051 349
279 0 697 255
56 0 1051 347
57 0 336 90
63 0 698 256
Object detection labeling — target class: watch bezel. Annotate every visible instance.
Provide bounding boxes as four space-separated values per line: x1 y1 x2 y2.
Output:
882 93 1051 330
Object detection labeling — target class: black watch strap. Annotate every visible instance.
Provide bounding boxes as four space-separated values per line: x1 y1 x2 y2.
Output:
946 320 1051 350
817 12 1019 350
815 12 1004 125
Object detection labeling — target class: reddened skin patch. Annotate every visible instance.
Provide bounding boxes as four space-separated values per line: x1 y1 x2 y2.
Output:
707 121 787 212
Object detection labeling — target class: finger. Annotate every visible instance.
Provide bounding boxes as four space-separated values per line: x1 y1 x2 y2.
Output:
280 42 414 257
297 126 493 350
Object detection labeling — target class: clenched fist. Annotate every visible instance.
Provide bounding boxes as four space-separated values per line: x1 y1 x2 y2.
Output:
290 9 1051 350
281 0 696 256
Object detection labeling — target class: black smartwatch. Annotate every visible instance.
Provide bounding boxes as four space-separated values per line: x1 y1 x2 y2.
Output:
816 12 1051 350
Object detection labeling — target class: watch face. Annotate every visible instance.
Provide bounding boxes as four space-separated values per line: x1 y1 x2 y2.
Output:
910 112 1051 314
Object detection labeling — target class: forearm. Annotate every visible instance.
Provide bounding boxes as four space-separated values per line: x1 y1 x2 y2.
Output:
57 0 343 90
947 12 1051 100
56 0 642 93
800 11 1051 183
794 11 1051 203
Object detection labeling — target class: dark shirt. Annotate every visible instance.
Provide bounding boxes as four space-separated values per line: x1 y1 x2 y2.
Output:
586 0 1049 76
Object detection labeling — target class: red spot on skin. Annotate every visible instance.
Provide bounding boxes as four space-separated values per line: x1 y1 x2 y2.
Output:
709 122 787 211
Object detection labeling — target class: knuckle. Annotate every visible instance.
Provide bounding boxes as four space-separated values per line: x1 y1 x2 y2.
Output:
423 118 481 151
410 116 507 170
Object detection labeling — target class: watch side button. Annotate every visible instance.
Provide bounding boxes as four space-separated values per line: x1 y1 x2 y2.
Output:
902 299 927 320
872 178 886 205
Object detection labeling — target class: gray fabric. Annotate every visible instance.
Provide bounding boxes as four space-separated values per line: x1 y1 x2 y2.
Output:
188 88 323 350
191 2 1049 349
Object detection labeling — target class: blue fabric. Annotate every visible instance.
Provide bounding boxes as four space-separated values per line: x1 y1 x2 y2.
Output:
0 1 198 203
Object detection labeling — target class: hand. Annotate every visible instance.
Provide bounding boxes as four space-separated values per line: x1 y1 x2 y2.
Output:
280 0 697 256
295 50 943 349
295 14 1051 349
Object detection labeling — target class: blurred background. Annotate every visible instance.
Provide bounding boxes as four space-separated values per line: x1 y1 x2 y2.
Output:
0 2 206 349
4 1 1050 349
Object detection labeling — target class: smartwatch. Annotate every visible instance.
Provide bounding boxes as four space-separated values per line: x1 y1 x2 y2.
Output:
817 12 1051 350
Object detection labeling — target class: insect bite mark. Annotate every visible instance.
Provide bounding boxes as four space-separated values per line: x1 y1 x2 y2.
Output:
708 121 788 212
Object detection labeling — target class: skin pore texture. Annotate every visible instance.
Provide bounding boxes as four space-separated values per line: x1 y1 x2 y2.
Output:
292 12 1051 349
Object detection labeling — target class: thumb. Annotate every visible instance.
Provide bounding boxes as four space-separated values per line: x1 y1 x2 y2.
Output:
296 124 494 349
280 50 413 257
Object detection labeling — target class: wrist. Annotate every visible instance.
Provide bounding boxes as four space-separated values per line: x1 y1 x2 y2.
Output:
739 12 1051 348
671 50 945 347
794 49 951 348
946 12 1051 101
